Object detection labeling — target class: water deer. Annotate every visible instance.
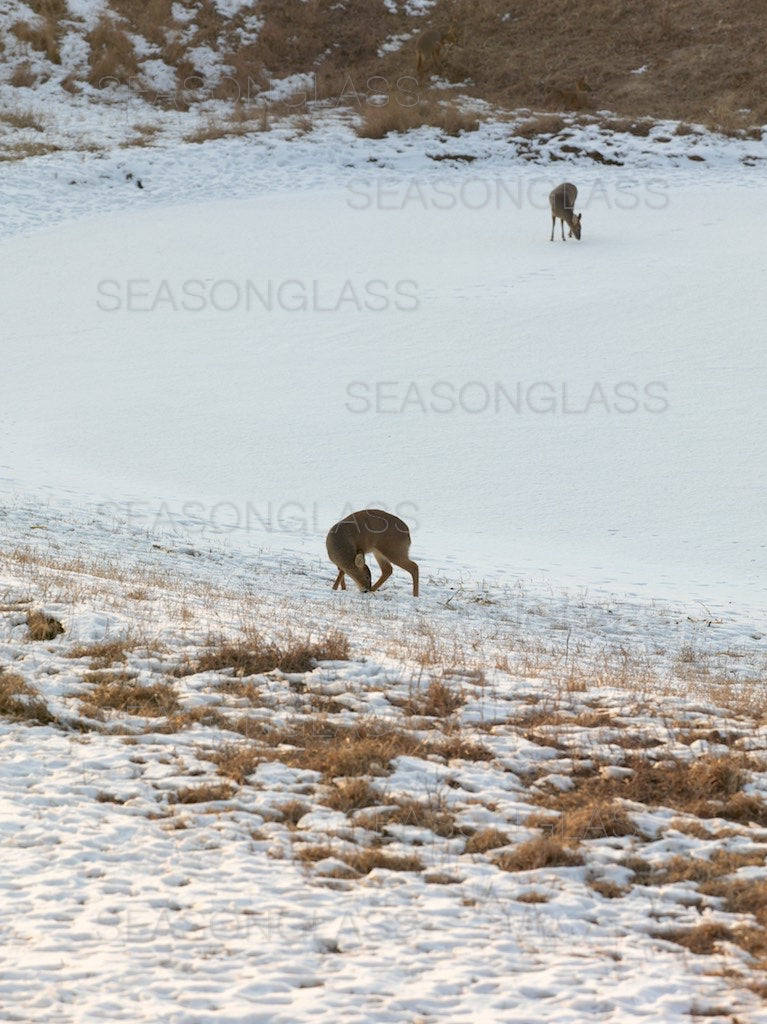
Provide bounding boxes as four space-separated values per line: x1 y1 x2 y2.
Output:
415 25 457 78
326 509 419 597
549 182 582 241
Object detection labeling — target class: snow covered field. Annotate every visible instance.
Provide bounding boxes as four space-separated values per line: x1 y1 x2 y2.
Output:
1 116 765 613
2 109 767 1023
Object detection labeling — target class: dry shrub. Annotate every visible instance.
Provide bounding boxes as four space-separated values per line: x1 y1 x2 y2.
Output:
495 837 583 872
170 782 235 804
465 827 510 854
80 674 179 719
209 742 261 783
403 678 465 717
26 610 64 641
191 629 349 677
86 16 138 88
0 670 55 726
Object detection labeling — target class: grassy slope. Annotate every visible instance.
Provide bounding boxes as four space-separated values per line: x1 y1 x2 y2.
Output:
6 0 767 133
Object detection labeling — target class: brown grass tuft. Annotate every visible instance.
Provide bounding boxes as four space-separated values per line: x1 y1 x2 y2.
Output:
262 716 421 779
357 99 481 139
86 16 138 88
67 638 136 669
79 674 178 720
495 837 583 872
209 742 262 783
465 827 510 854
0 670 56 726
296 843 423 874
190 629 349 677
403 678 465 717
323 777 379 812
170 782 235 804
656 921 736 955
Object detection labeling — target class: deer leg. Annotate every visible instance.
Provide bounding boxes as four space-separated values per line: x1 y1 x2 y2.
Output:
390 556 419 597
561 218 566 240
550 215 555 241
332 569 346 590
370 553 393 592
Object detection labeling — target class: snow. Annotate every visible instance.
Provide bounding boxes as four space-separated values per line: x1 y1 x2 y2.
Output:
1 116 765 615
0 49 766 1024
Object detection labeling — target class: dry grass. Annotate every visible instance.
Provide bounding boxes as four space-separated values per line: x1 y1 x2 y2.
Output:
465 827 510 854
323 777 379 812
79 673 179 719
263 717 421 779
514 113 567 139
6 0 766 131
656 921 736 955
495 837 583 872
356 99 481 139
189 629 349 677
296 843 423 875
1 107 45 131
275 799 309 825
533 753 767 827
9 62 40 88
86 16 138 88
0 670 55 726
209 742 262 783
26 610 64 641
369 797 463 838
67 637 137 669
170 782 235 804
402 678 465 717
589 879 628 899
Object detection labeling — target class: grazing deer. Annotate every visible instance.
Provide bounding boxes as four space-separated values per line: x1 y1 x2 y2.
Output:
326 509 419 597
549 182 582 241
548 75 593 111
416 25 457 78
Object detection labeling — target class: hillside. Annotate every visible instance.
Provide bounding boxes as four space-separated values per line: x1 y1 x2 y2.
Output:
0 0 765 163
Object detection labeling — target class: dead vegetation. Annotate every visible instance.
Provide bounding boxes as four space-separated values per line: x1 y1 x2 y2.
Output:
186 629 349 677
0 669 55 726
533 753 767 828
67 637 137 669
4 0 767 132
495 836 583 872
79 673 179 720
295 843 424 875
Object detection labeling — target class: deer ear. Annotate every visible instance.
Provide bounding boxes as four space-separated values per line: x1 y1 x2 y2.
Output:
354 553 365 569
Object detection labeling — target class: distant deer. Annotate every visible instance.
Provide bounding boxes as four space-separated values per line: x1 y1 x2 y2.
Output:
548 75 594 111
326 509 419 597
416 25 457 78
549 182 582 241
